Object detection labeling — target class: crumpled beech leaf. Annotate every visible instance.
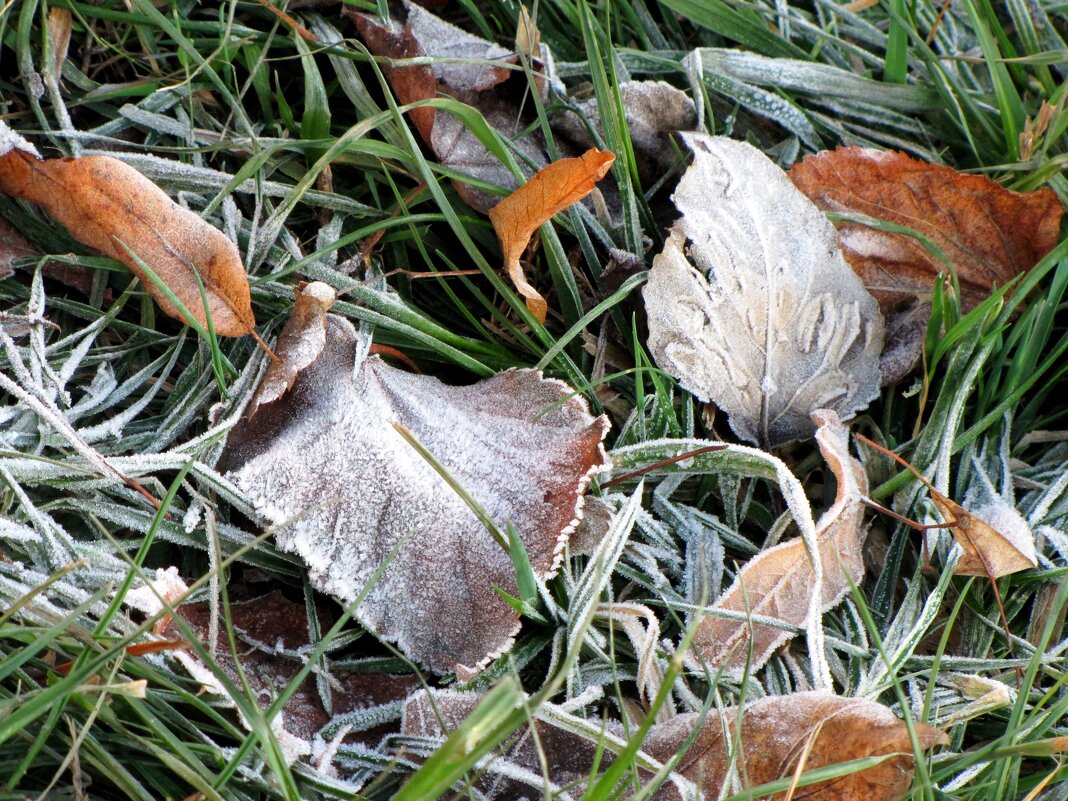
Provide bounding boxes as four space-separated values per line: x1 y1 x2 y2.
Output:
644 691 948 801
402 689 946 801
0 123 255 337
644 134 884 447
692 410 868 677
790 147 1064 382
221 290 609 675
489 148 615 322
125 569 418 765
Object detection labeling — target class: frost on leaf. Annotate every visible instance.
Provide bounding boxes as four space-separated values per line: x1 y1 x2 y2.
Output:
643 134 883 447
644 691 948 801
790 147 1064 383
221 296 609 675
692 410 868 677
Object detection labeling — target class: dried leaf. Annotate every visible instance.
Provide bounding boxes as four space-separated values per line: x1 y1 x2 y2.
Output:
125 570 418 762
552 81 696 183
0 213 97 294
645 691 948 801
488 149 615 322
790 147 1064 381
692 410 868 676
644 134 884 447
250 281 335 415
349 0 544 212
858 435 1037 578
0 123 255 336
221 298 608 675
402 689 945 801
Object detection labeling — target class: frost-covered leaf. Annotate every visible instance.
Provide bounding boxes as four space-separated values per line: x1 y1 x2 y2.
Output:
644 691 947 801
553 81 696 183
644 134 883 447
692 410 867 677
348 0 547 213
790 147 1064 382
221 298 609 675
489 149 615 321
0 121 255 337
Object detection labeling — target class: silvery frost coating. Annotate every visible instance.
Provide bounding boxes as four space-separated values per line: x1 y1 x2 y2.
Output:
643 133 884 447
222 314 608 677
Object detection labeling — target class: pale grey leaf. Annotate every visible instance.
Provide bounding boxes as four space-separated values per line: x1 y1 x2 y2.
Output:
643 134 884 447
222 311 608 676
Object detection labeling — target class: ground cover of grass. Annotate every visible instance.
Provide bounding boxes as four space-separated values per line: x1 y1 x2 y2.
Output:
1 0 1068 799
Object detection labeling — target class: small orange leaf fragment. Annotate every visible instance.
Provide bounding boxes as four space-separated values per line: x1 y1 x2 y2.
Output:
488 148 615 322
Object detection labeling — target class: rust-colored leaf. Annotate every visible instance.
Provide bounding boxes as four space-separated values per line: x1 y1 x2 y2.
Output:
0 125 255 336
790 147 1064 381
692 410 868 677
645 692 948 801
220 288 609 675
488 148 615 322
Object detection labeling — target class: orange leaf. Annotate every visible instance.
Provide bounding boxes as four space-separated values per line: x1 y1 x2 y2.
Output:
488 148 615 322
0 134 255 337
789 147 1063 310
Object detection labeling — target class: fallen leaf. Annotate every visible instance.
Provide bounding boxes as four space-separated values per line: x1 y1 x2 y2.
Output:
0 122 255 336
0 213 97 294
692 410 868 677
125 571 419 763
349 0 545 212
250 281 335 415
790 147 1064 382
552 81 696 184
402 689 946 801
220 294 609 675
644 691 948 801
643 133 884 447
858 434 1037 578
488 148 615 322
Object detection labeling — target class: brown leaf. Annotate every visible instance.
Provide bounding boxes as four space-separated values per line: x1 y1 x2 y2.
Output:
125 572 419 762
0 125 255 336
220 295 609 675
250 281 335 415
857 434 1037 578
790 147 1064 381
349 0 538 212
692 410 867 676
645 692 948 801
488 149 615 322
401 689 945 801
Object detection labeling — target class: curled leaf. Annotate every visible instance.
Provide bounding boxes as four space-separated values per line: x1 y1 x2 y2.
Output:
644 134 883 447
0 123 255 336
488 148 615 322
251 281 336 415
222 306 609 675
692 410 868 676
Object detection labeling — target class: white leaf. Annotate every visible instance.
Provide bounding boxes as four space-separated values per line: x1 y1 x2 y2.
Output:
643 133 884 447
